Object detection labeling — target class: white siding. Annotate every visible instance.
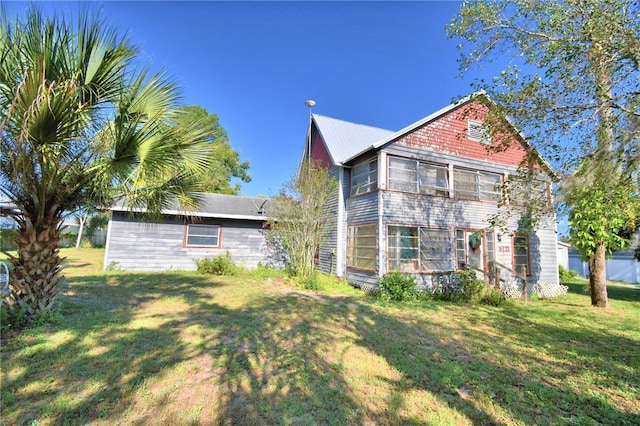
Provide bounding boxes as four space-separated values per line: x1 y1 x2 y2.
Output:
104 213 269 271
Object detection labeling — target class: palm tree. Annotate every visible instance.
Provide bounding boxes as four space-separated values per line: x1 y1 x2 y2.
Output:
0 7 214 317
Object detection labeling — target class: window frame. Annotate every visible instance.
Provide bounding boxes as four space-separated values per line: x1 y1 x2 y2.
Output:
388 156 449 197
184 223 222 248
453 168 502 202
512 234 531 276
350 158 378 196
346 224 377 271
387 225 453 273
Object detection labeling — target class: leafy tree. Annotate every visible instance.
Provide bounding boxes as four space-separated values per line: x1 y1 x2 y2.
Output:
173 105 251 194
267 160 338 278
448 0 640 307
0 7 215 317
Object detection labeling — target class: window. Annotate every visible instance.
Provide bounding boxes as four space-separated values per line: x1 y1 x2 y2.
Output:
468 120 491 144
388 226 452 273
513 235 530 275
351 159 377 196
185 224 220 247
456 229 494 271
347 224 376 270
453 168 502 202
388 156 449 196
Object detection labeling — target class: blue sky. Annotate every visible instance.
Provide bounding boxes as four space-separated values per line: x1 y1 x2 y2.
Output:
8 1 501 197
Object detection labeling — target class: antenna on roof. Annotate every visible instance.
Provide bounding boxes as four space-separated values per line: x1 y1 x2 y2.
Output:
305 100 316 163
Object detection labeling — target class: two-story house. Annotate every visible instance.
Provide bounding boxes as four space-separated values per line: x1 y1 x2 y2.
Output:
304 94 559 292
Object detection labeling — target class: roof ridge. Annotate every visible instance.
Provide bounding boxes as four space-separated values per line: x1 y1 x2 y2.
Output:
312 113 394 133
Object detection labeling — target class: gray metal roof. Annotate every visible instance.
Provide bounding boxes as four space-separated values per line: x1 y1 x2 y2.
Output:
312 114 394 165
110 193 270 221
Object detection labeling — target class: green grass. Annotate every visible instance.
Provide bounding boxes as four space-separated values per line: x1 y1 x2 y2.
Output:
1 248 639 425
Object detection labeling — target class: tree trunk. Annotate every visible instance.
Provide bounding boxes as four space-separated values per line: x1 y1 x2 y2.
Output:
7 215 65 316
75 216 86 249
588 241 609 308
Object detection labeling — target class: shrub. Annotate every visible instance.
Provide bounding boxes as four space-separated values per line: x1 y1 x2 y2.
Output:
196 254 238 276
0 303 28 332
558 265 578 282
299 273 321 291
431 269 506 305
378 272 417 301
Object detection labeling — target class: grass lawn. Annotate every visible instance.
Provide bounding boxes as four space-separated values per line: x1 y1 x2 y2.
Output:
1 248 639 425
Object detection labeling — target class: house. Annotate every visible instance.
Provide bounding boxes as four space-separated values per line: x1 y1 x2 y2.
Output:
103 193 271 271
305 94 560 293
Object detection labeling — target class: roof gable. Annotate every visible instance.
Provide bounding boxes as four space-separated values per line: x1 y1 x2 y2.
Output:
311 114 394 165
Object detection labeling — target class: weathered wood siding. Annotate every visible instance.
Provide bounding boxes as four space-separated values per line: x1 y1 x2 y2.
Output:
317 167 340 275
104 212 269 271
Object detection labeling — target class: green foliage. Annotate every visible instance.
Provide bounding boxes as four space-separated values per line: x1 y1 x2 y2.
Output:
196 254 238 276
430 270 507 306
0 303 28 332
299 273 321 291
173 105 251 194
568 181 639 259
558 265 578 282
268 160 338 278
378 272 417 301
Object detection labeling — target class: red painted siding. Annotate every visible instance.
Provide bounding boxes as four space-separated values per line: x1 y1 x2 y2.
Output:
310 133 333 167
395 103 531 168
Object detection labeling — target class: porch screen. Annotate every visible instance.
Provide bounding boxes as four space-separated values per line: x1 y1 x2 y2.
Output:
388 156 449 196
347 224 376 270
388 226 453 273
453 168 502 202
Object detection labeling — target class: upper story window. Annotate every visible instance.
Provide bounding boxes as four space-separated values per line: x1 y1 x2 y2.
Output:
468 120 491 144
388 156 449 197
351 159 378 196
453 168 502 202
185 224 221 247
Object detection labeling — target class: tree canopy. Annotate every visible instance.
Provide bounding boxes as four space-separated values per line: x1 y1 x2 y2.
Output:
448 0 640 307
173 105 251 195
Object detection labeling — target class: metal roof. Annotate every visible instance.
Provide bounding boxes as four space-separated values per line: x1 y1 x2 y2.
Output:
312 114 394 165
110 193 271 221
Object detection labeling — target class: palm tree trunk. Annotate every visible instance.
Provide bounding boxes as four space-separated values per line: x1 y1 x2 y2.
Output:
588 241 609 308
8 216 65 316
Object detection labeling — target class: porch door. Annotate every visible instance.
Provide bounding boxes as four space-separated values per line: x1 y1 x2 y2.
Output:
455 229 486 271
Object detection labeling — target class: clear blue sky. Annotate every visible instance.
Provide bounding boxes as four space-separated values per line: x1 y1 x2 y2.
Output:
9 1 502 197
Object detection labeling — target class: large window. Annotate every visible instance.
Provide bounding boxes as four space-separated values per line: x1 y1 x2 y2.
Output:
388 157 449 196
351 159 377 196
453 168 502 202
513 235 530 275
185 224 221 247
388 226 452 272
347 224 376 270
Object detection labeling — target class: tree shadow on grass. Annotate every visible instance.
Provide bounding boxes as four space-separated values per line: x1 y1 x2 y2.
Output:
2 273 638 425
